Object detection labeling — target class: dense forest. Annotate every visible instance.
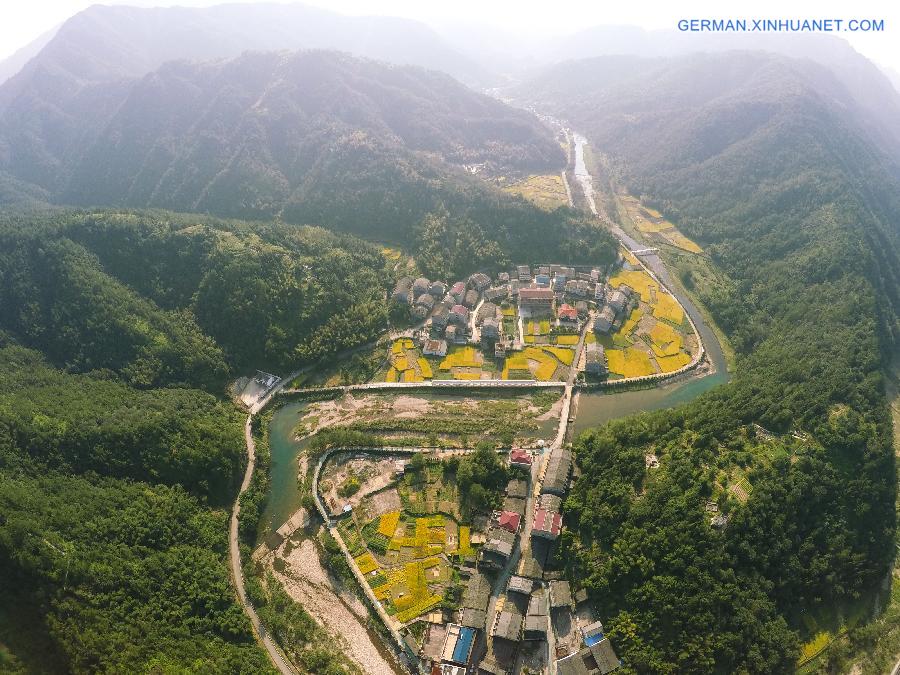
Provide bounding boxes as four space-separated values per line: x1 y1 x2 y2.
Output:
0 211 394 671
0 211 391 376
524 52 900 672
0 341 272 672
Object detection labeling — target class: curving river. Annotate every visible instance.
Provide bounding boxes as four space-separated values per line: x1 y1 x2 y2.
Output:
569 130 729 433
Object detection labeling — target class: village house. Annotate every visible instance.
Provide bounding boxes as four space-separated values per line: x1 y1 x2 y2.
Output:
431 304 450 331
532 493 563 541
413 293 436 319
538 265 550 276
556 637 621 675
566 279 592 297
392 277 413 304
507 575 534 596
517 265 532 282
492 609 523 643
450 281 466 303
494 341 507 359
584 342 607 376
480 526 516 569
440 624 476 668
464 289 479 309
593 306 616 334
503 494 526 517
541 448 572 497
423 339 448 357
484 286 508 303
506 478 528 500
524 591 549 641
509 448 533 469
557 303 579 328
607 290 627 315
535 273 551 287
553 274 567 292
497 272 510 284
590 268 601 283
481 318 500 343
476 302 498 325
519 287 555 315
413 277 431 299
594 283 605 301
468 272 491 292
549 580 572 610
430 280 448 298
421 623 449 670
460 572 492 632
497 510 521 534
449 304 470 326
509 279 520 297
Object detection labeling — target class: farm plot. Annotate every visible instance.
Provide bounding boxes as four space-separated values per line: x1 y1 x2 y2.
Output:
606 346 656 378
386 338 429 382
502 174 569 210
652 292 684 325
354 502 471 623
501 345 571 381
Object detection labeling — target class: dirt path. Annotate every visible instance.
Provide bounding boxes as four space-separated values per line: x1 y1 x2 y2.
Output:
271 539 399 675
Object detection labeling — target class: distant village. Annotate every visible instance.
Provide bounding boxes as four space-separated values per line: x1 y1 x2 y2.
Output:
391 259 644 380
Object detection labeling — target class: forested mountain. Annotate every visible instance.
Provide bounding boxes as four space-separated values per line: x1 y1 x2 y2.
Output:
0 211 392 378
0 2 485 92
54 50 560 208
0 210 399 672
0 46 617 277
519 52 900 671
530 31 900 150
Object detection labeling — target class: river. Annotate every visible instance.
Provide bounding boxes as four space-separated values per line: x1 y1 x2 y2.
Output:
569 131 730 433
260 401 314 537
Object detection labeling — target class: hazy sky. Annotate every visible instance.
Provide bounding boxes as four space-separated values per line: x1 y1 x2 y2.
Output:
3 0 898 74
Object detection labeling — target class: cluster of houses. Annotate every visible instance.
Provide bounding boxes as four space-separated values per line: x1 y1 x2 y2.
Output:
392 264 609 368
402 440 620 675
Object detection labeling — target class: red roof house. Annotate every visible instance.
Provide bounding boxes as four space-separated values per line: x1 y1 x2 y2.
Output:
497 511 521 533
532 509 562 540
558 303 578 321
510 449 533 467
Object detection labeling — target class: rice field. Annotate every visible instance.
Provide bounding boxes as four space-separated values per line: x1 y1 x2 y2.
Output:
606 347 656 378
661 230 703 253
608 270 657 303
619 308 643 336
387 338 429 382
379 511 401 537
501 345 569 381
439 346 480 369
649 322 683 356
359 508 463 624
502 174 569 210
656 352 691 372
653 292 684 324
